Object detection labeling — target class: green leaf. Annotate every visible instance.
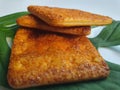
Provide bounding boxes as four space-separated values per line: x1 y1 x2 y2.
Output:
0 12 29 27
0 31 11 87
90 21 120 48
0 12 120 90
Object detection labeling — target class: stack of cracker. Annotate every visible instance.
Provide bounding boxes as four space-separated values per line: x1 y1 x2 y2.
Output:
7 5 112 89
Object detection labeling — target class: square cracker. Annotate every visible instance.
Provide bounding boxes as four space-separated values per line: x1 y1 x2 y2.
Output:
7 28 109 89
17 14 91 35
28 5 112 27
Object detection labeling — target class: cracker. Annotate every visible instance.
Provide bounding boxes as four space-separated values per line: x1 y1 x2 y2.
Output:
7 28 109 89
28 5 112 27
17 14 91 35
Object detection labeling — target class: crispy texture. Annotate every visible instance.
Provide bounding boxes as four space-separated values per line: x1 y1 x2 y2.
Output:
28 5 112 27
16 14 91 35
7 28 109 89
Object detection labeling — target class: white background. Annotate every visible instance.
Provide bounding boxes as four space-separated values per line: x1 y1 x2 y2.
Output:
0 0 120 64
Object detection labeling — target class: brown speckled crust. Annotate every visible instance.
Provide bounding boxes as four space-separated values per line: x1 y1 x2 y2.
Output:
16 14 91 35
28 5 112 27
7 28 109 89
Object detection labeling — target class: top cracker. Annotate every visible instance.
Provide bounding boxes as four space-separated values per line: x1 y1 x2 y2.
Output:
28 5 112 27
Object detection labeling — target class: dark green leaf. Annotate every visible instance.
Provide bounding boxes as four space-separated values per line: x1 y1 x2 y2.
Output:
0 31 11 87
0 12 29 27
90 21 120 48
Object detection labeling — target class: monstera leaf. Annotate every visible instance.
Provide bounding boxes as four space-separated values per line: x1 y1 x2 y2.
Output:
0 12 120 90
90 20 120 48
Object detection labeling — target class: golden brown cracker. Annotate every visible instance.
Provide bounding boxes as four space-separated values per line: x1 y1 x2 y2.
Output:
28 5 112 27
7 28 109 89
17 14 91 35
